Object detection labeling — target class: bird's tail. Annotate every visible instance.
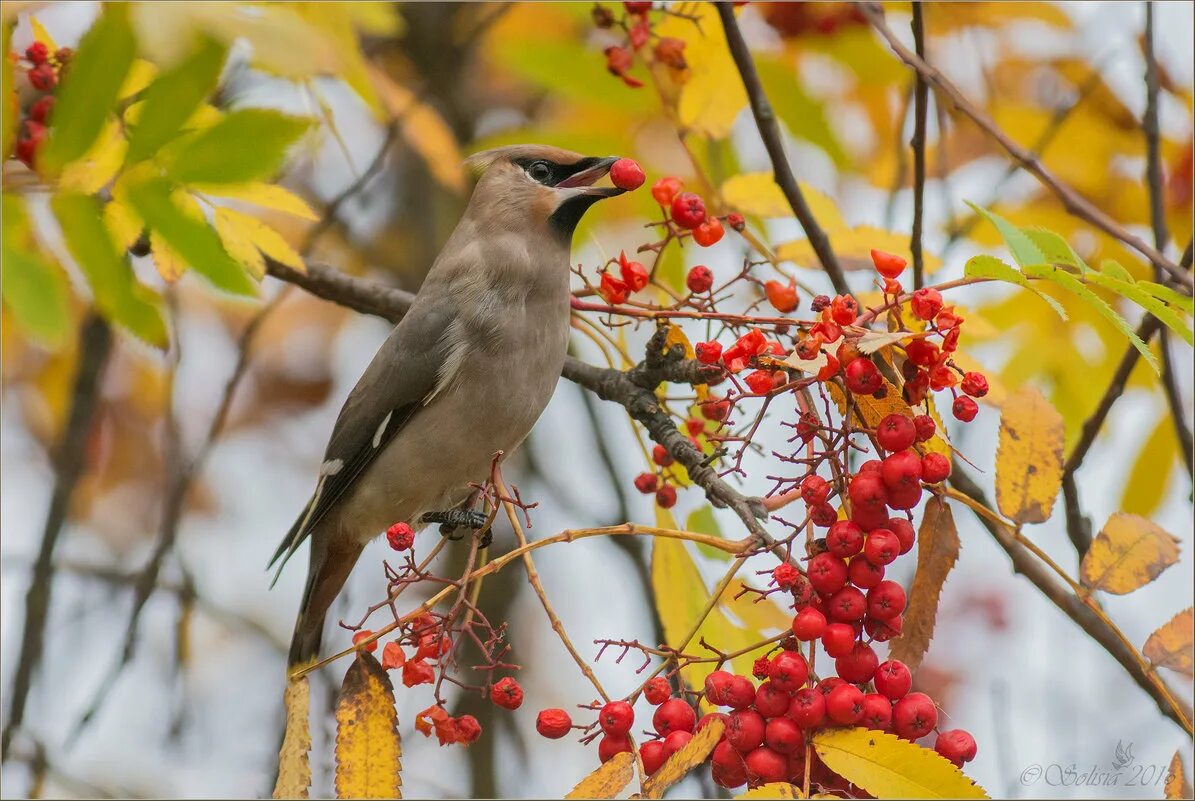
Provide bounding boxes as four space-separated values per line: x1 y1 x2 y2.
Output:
288 535 364 667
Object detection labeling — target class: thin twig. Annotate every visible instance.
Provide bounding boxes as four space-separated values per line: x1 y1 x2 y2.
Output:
909 3 928 290
858 2 1191 291
715 2 850 296
1 317 112 762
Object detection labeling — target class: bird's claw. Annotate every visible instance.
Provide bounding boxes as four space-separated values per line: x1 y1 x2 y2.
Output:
423 509 490 545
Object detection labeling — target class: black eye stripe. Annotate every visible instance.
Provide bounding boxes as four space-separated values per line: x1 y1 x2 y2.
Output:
514 157 601 187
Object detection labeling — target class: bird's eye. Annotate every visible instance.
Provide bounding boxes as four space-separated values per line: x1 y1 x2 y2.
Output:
527 161 553 184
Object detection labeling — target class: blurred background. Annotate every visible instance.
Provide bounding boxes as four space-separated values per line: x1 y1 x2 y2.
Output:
1 2 1191 797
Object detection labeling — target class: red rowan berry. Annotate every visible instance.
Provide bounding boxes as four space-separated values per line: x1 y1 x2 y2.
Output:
624 1 653 13
876 413 916 453
744 370 774 394
844 357 883 395
768 650 808 692
698 712 729 733
25 41 49 65
764 717 804 755
870 249 906 280
791 606 826 641
633 472 658 494
892 692 937 740
884 278 904 295
745 746 788 784
662 730 693 758
867 580 906 620
865 614 903 642
704 670 736 706
685 418 706 437
653 698 696 735
386 522 415 551
724 675 757 710
651 176 683 205
491 677 524 710
821 622 856 658
536 708 572 738
816 677 847 698
910 288 943 321
670 192 707 229
961 371 988 398
27 63 56 92
28 95 54 123
904 338 939 367
726 708 766 751
860 693 893 731
812 320 843 346
952 395 978 422
693 217 724 246
904 370 930 406
640 739 666 775
726 212 745 231
753 681 791 718
912 414 936 442
828 586 866 623
644 676 671 705
928 365 957 392
874 659 912 700
826 520 864 558
655 485 677 509
686 265 714 293
851 503 888 533
847 556 884 589
599 700 635 736
752 656 772 680
825 684 865 725
603 46 642 87
836 641 878 683
887 516 916 554
848 472 888 514
415 633 451 660
599 271 629 304
381 641 406 670
619 256 649 292
934 729 978 767
830 294 859 326
54 47 73 64
609 158 645 190
799 474 831 506
711 740 749 788
453 714 482 744
653 36 687 69
920 452 951 484
863 529 900 566
816 353 841 382
881 449 922 491
772 563 800 590
695 340 722 364
787 688 825 728
941 326 961 353
764 280 798 313
353 630 377 653
935 307 963 330
651 444 673 468
402 659 435 687
807 552 848 595
599 733 632 763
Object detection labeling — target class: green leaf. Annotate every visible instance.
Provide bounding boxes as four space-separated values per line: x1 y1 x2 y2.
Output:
686 506 730 561
1097 258 1134 283
1021 227 1088 273
164 109 312 185
963 255 1067 320
1 195 70 347
966 201 1045 268
125 178 256 295
126 37 227 164
1023 263 1159 374
1138 280 1194 314
1083 268 1193 345
50 192 168 348
41 5 136 174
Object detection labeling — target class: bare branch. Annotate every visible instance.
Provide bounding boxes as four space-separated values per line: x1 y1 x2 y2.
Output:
909 3 929 290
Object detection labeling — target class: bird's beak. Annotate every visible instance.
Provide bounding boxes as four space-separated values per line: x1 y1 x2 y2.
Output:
556 156 625 197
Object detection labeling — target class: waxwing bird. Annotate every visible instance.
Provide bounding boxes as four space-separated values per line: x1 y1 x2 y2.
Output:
271 145 626 667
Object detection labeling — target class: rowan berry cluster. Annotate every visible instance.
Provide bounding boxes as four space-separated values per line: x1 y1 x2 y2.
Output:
9 40 71 169
591 2 688 89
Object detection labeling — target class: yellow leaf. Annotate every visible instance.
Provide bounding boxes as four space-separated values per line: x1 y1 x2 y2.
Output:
295 4 383 118
1166 750 1191 799
644 718 725 798
720 173 845 229
1080 513 1180 595
150 232 188 282
103 200 144 253
1145 608 1193 677
370 65 464 193
565 751 634 799
888 497 959 671
778 226 942 273
1120 413 1176 516
192 182 319 220
59 120 126 194
812 728 987 799
994 386 1064 525
828 374 950 460
120 58 159 100
29 16 58 50
212 207 304 273
726 581 792 634
736 783 806 799
273 677 311 799
656 3 746 138
214 208 267 279
334 653 402 800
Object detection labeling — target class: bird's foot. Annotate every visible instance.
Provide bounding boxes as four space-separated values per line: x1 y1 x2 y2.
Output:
423 509 491 546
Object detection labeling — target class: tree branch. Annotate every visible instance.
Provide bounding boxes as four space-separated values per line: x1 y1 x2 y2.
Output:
715 2 850 297
858 2 1192 291
909 3 929 290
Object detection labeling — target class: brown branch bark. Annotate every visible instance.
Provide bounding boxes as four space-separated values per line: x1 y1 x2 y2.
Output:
1 316 112 762
714 2 850 297
858 2 1192 291
909 3 929 290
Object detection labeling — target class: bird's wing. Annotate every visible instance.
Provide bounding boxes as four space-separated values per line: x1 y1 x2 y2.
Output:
269 296 458 578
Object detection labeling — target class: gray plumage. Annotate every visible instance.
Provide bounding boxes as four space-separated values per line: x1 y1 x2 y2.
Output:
272 145 625 666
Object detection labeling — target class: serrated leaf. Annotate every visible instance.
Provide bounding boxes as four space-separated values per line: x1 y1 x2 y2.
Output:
565 751 634 799
273 678 311 799
334 653 401 800
1097 258 1134 283
191 182 318 220
59 119 126 194
126 37 227 164
1138 280 1194 313
963 255 1068 320
1080 513 1180 595
812 728 987 799
126 178 256 296
1165 750 1191 799
995 386 1064 525
1021 227 1088 273
736 783 806 799
1 195 70 348
165 109 311 185
50 192 168 348
1144 608 1193 676
103 200 144 253
213 209 267 280
888 497 959 671
966 201 1045 269
643 718 724 798
41 4 135 174
212 207 303 277
1082 267 1193 345
150 232 187 282
1023 263 1159 374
